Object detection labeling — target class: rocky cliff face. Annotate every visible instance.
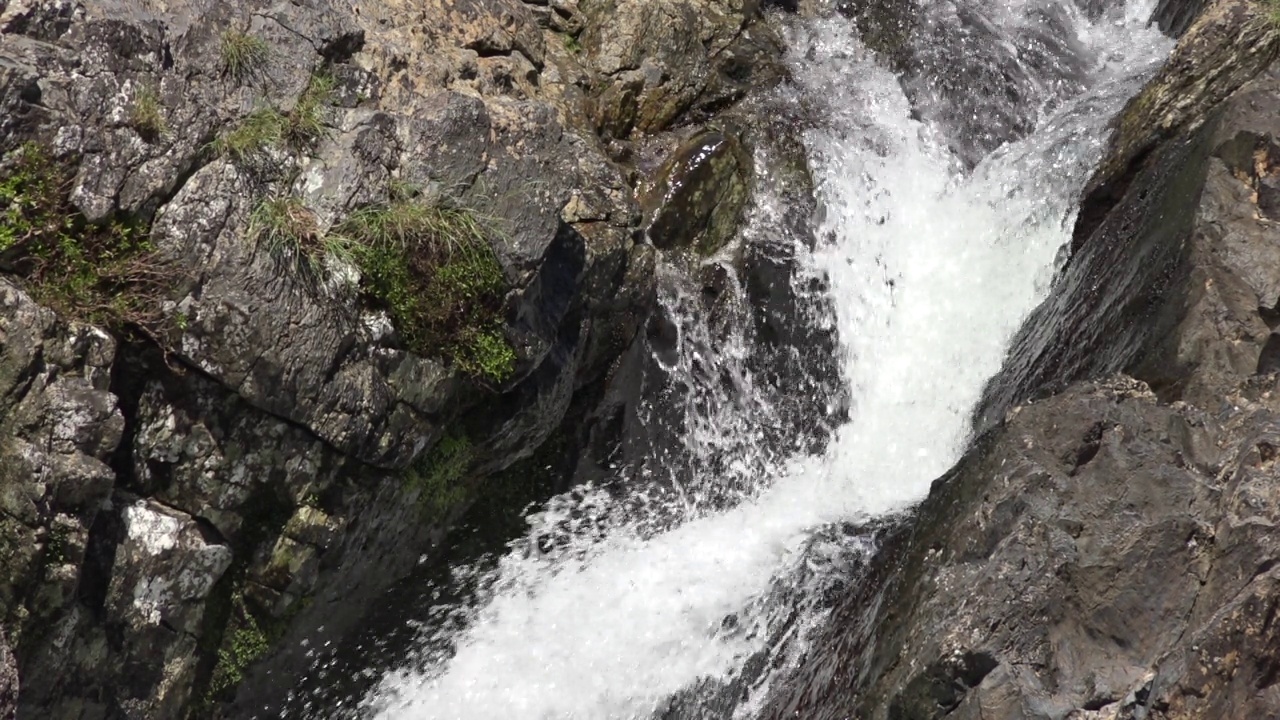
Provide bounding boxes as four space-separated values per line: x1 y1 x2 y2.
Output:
762 0 1280 718
0 0 794 715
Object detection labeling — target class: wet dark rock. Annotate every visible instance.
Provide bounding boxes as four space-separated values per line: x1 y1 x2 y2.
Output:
764 7 1280 719
1075 0 1280 248
1152 0 1211 37
836 0 919 64
644 129 754 256
982 5 1280 425
841 0 1090 168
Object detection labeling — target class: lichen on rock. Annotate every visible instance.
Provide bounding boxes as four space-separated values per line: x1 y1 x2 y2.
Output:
0 0 796 712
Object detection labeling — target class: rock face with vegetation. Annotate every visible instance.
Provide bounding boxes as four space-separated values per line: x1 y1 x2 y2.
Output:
761 1 1280 718
0 0 790 715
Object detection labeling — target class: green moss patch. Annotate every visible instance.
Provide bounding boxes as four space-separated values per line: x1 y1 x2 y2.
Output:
257 187 515 383
405 433 473 522
0 142 175 330
207 594 271 697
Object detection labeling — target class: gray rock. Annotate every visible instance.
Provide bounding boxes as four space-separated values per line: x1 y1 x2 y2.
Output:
764 374 1280 720
0 628 14 720
583 0 786 138
764 10 1280 720
0 0 799 711
644 129 753 257
979 7 1280 428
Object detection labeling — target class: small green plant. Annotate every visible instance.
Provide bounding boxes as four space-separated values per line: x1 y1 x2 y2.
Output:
129 85 166 140
212 72 333 162
407 434 473 521
563 34 582 53
0 143 175 329
211 107 287 162
220 30 270 83
285 72 334 148
208 596 271 696
335 189 515 383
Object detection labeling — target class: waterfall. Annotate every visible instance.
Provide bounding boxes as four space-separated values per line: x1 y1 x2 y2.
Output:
334 2 1172 718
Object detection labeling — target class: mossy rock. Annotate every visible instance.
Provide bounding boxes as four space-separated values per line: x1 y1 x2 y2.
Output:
643 129 753 257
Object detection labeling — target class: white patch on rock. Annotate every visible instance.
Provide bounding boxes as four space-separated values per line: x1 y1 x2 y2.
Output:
362 310 395 341
131 575 174 625
122 502 182 555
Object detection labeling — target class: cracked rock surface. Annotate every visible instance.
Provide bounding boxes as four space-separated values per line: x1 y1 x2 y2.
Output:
0 0 792 714
762 1 1280 718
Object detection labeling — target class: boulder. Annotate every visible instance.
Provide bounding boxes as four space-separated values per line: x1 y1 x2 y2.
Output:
644 129 753 256
763 375 1280 720
764 5 1280 718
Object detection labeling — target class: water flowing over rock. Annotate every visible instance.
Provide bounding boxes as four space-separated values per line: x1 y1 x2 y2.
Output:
644 129 754 256
5 0 1279 716
762 1 1280 717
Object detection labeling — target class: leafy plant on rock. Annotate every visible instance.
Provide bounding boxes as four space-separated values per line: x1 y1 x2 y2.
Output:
0 142 177 331
334 187 516 384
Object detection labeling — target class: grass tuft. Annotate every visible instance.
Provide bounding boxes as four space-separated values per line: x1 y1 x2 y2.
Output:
130 85 167 140
285 73 334 149
220 30 271 83
211 107 287 162
250 196 320 263
212 72 333 163
335 190 515 383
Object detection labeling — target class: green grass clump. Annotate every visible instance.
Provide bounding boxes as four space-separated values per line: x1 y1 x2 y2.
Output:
212 107 288 162
235 184 515 383
336 192 515 383
563 34 582 53
250 195 317 259
0 143 173 328
213 72 333 163
286 73 334 148
220 30 270 83
130 85 166 140
406 434 473 521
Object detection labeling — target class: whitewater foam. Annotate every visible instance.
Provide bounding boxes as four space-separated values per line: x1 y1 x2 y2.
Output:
358 4 1171 718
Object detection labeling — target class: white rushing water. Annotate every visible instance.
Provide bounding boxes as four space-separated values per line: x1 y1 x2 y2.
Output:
360 3 1170 718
